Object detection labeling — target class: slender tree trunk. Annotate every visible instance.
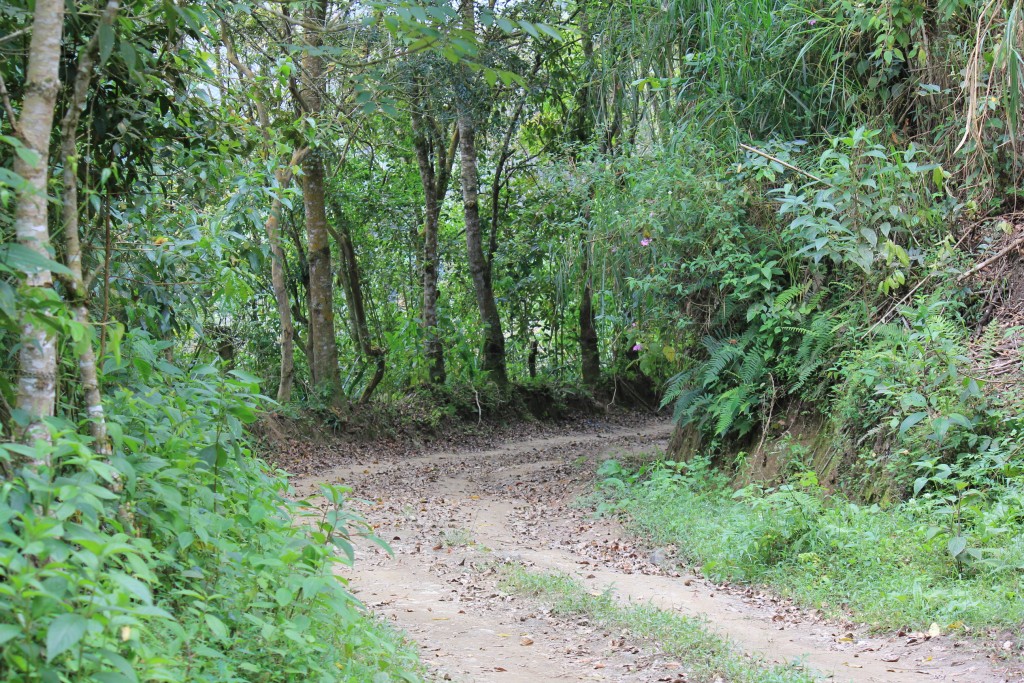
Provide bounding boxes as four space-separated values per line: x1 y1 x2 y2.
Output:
579 250 600 388
12 0 66 449
459 115 508 385
457 0 507 384
60 0 121 456
221 22 301 404
575 6 602 391
411 106 457 385
298 0 342 402
330 216 384 404
487 56 541 263
268 153 305 403
303 154 341 397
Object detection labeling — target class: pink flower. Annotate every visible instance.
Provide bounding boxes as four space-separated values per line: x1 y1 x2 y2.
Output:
632 343 643 352
640 238 652 247
808 18 817 25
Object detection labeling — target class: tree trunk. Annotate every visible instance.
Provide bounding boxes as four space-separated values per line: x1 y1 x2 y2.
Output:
59 0 121 456
221 22 300 404
298 0 342 402
579 253 600 388
575 6 603 392
268 153 304 403
330 215 385 404
303 154 342 398
411 106 457 385
459 115 508 385
12 0 66 449
456 0 507 384
528 339 538 378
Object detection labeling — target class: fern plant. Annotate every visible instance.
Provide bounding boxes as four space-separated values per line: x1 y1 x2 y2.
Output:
663 277 845 442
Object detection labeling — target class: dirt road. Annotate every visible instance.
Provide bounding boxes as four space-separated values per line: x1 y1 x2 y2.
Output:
290 419 1014 682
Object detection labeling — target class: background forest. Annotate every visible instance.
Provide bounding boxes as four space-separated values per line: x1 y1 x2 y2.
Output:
3 0 1024 679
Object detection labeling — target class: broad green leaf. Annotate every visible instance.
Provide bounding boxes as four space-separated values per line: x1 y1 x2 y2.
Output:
913 477 929 496
205 613 229 640
0 243 74 276
537 23 562 40
99 22 115 65
46 613 88 662
899 392 928 409
518 20 540 39
0 624 21 646
899 411 927 435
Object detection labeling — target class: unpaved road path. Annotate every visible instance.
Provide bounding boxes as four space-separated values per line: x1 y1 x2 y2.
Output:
291 419 1016 683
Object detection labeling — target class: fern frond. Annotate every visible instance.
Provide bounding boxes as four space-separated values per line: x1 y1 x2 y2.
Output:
774 283 808 311
702 343 739 387
739 349 765 386
713 385 753 436
672 388 705 423
660 369 695 408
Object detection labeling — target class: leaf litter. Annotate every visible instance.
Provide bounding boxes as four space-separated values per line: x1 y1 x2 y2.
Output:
282 415 1020 682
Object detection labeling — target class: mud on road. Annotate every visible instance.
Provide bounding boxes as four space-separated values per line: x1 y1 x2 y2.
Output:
289 419 1016 683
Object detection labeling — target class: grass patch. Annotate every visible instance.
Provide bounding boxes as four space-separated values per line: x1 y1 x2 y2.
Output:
499 564 817 683
596 458 1024 632
438 527 475 548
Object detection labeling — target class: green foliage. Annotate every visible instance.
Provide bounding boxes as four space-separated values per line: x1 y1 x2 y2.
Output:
598 459 1024 629
776 129 945 279
7 0 1024 670
0 341 420 682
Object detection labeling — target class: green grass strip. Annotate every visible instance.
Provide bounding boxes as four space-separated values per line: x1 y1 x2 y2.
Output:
499 564 819 683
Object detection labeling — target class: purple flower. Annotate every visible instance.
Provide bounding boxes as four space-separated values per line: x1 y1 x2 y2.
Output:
632 343 643 352
640 238 652 247
808 18 817 25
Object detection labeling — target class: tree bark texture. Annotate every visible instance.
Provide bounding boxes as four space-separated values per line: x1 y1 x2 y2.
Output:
411 105 457 385
268 153 304 403
458 0 507 384
330 216 384 404
298 0 342 401
459 115 508 385
579 252 600 388
60 0 121 456
13 0 66 449
302 154 341 397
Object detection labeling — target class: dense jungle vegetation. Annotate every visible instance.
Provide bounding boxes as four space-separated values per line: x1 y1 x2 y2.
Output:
2 0 1024 678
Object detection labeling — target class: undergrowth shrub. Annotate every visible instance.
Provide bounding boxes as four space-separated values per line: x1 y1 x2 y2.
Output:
598 456 1024 630
661 128 950 445
0 333 419 682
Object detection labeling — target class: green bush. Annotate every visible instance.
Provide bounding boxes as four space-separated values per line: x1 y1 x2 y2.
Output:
0 334 420 682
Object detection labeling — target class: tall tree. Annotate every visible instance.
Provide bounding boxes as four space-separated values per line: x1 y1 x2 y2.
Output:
221 21 302 403
410 91 458 384
329 210 385 403
577 13 601 390
457 0 508 384
60 0 122 456
297 0 343 401
9 0 65 448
